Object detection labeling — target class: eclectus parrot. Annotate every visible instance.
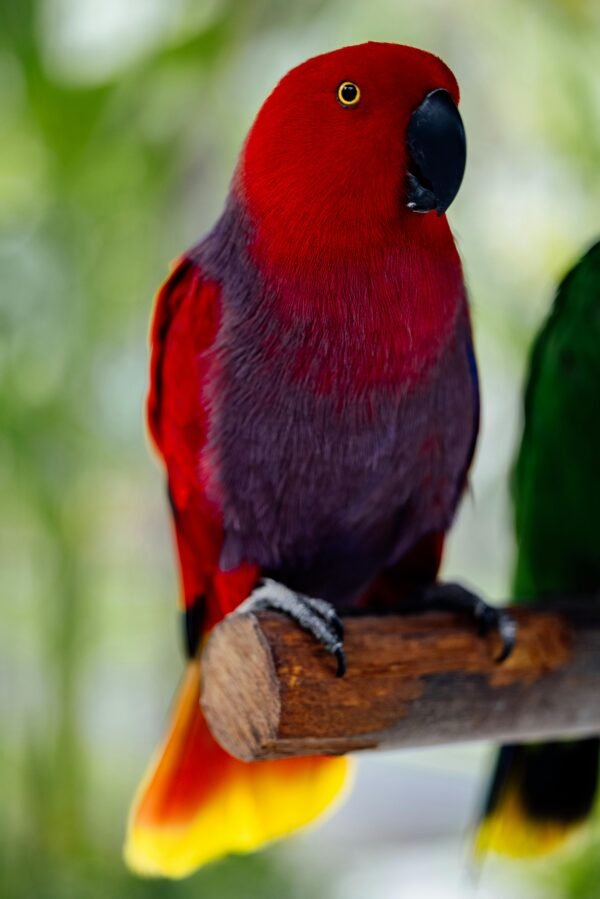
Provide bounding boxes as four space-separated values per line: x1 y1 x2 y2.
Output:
477 241 600 856
125 42 503 878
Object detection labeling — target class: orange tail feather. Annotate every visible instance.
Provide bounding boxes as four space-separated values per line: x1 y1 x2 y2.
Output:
125 660 351 878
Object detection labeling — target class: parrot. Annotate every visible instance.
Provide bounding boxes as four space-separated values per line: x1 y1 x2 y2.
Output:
476 240 600 857
125 41 513 879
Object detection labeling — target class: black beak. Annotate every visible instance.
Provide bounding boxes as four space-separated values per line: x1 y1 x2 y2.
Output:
406 89 466 215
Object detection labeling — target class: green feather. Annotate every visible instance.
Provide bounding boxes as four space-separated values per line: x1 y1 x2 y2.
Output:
512 240 600 600
477 241 600 857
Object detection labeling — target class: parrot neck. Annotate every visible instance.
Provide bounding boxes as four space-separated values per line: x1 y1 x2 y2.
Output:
200 191 467 393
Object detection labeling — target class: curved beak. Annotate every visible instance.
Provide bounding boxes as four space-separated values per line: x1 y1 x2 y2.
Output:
406 89 466 216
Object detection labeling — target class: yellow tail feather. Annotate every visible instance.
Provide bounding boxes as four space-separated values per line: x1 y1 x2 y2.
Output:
125 660 352 878
475 784 584 859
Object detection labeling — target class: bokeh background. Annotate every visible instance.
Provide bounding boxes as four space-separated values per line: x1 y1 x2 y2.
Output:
2 1 599 897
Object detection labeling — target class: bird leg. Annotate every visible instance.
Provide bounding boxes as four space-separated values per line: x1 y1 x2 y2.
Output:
237 578 346 677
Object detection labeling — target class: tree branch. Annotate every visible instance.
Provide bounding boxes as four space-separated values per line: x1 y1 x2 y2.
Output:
200 600 600 761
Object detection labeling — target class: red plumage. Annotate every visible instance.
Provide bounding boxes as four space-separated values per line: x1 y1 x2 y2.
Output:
127 42 477 878
147 258 252 624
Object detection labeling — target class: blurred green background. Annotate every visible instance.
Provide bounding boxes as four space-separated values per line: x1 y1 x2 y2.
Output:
1 1 599 897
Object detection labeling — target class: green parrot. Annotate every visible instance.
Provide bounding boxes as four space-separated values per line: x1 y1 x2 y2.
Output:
477 240 600 856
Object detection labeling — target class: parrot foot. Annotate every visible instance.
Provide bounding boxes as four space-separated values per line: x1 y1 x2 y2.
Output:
420 582 517 663
238 579 346 677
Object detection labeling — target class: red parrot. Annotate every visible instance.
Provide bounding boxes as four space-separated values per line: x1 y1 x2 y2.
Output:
125 42 511 878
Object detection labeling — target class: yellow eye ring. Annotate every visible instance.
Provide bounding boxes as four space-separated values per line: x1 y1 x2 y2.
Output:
337 81 361 107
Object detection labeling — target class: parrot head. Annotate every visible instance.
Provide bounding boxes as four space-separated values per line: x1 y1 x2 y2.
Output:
240 42 466 263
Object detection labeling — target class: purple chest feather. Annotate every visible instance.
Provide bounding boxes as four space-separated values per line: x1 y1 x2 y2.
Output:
192 202 478 606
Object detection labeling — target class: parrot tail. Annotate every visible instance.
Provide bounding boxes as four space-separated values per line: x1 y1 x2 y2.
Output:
475 739 599 858
124 659 351 878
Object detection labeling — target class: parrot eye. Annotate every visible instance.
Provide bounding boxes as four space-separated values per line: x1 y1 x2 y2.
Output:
337 81 360 107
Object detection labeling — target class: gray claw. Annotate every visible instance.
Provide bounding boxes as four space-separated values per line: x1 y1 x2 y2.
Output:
239 579 347 676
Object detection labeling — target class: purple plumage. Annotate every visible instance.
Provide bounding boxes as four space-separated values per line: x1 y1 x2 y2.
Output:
192 196 478 609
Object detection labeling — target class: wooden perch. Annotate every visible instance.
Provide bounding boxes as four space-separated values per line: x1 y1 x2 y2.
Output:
200 601 600 761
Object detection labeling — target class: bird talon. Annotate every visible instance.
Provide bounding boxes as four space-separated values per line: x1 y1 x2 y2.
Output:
333 644 347 678
494 616 518 663
420 582 518 664
474 600 492 635
241 579 347 677
333 617 345 642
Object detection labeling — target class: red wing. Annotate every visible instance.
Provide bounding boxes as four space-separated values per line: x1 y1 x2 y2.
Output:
147 257 258 626
148 255 219 489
